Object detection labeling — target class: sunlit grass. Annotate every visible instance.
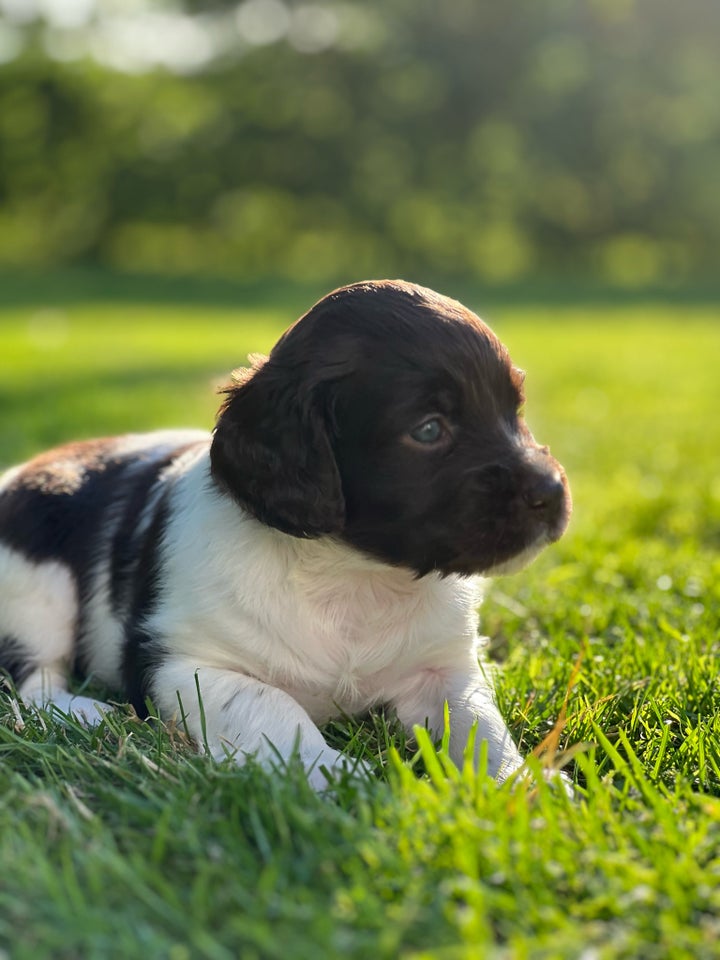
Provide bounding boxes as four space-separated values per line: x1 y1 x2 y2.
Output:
1 289 719 958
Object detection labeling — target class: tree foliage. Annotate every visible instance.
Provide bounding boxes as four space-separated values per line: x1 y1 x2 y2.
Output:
0 0 718 284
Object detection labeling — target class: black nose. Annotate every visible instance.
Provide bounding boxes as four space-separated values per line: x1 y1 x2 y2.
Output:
521 471 566 515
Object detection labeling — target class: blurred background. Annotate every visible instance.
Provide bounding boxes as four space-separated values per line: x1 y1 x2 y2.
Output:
1 0 719 294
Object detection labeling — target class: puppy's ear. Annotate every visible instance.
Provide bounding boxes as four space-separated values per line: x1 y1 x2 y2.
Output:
210 359 345 537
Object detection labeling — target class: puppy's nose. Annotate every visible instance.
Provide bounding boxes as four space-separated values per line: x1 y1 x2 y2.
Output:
521 471 566 514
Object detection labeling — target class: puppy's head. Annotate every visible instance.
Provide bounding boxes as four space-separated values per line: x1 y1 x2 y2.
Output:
211 280 571 577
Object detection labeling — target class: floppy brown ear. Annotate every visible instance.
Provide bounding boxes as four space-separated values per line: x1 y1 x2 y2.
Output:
210 361 345 538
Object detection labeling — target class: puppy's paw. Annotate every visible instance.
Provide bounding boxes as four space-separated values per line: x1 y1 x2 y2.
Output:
508 761 576 800
21 688 113 728
51 694 112 727
544 766 576 799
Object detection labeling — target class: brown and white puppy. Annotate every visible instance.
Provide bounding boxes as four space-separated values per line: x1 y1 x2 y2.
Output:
0 280 570 788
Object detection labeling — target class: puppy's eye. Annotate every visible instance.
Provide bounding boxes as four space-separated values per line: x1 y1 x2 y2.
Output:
408 417 445 445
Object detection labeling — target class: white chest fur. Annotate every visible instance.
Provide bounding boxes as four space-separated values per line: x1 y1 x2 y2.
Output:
152 456 484 724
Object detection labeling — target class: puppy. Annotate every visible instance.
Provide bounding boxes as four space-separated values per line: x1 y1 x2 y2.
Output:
0 280 570 788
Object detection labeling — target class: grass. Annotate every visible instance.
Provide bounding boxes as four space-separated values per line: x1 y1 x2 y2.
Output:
1 282 719 959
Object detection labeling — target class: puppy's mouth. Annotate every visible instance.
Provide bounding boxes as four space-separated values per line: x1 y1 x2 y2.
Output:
479 468 572 577
479 531 556 578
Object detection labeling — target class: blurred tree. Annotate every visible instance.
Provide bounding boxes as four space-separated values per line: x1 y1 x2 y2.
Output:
0 0 718 285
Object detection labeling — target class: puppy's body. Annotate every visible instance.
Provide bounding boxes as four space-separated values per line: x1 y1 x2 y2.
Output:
0 281 570 787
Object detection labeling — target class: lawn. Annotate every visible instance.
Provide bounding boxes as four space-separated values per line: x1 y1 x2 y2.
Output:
1 281 719 959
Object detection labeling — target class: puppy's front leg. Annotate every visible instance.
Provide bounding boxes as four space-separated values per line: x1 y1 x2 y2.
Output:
151 659 353 790
391 666 524 782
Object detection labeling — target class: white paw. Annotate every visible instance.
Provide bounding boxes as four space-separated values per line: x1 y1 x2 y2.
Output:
51 693 112 727
544 766 576 799
505 760 576 799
